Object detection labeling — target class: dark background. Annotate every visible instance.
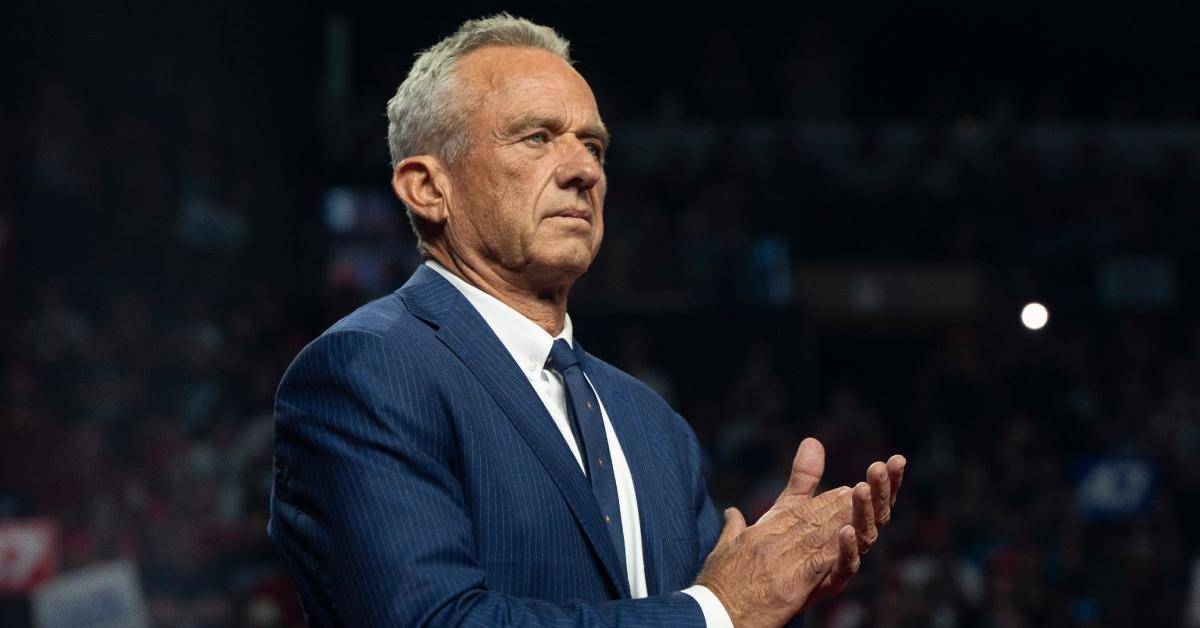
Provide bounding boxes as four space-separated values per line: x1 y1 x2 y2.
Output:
1 2 1198 626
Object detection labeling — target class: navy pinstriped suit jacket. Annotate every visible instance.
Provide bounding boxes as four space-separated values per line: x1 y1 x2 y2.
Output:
268 265 723 626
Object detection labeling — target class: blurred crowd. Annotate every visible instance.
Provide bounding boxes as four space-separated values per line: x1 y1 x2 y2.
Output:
2 12 1199 628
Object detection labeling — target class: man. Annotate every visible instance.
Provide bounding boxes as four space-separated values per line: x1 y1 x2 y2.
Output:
268 14 906 627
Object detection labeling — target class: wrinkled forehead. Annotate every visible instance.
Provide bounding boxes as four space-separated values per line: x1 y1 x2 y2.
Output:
454 45 599 112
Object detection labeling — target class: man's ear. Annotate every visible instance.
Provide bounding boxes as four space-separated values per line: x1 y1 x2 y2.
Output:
392 156 450 227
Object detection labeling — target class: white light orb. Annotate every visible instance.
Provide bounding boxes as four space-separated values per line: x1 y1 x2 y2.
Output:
1021 302 1049 330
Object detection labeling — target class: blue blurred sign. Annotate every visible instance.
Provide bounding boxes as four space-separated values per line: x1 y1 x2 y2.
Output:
1098 258 1176 309
32 560 149 628
1073 457 1155 520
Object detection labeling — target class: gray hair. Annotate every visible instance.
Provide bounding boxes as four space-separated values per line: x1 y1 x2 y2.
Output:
386 14 573 253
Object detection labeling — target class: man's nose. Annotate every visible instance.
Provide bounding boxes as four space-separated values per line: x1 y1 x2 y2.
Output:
553 139 602 191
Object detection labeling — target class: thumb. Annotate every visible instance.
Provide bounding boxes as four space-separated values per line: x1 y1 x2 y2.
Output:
716 507 747 547
781 437 825 499
757 438 826 529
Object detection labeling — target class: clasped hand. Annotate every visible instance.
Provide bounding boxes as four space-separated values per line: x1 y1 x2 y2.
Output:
695 438 906 628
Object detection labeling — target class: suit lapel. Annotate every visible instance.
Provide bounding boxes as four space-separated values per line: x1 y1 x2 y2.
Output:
397 267 632 599
577 345 664 597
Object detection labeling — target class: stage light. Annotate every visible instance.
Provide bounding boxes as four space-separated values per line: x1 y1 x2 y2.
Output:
1021 302 1049 330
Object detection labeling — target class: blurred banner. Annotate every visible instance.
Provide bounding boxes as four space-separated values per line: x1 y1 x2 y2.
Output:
31 560 148 628
1097 257 1177 309
794 264 981 321
0 519 59 595
1073 457 1156 520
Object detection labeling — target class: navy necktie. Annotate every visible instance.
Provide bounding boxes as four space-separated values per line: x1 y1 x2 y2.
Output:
545 339 626 575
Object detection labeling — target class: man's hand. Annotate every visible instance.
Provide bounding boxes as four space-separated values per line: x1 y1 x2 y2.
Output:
805 452 905 603
694 438 906 627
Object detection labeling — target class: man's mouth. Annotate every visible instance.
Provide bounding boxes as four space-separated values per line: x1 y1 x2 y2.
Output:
549 208 592 223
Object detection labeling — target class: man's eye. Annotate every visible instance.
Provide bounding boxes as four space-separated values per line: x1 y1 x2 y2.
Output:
525 132 550 144
586 143 604 159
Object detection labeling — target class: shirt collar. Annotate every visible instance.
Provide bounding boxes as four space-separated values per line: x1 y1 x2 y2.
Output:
424 260 573 374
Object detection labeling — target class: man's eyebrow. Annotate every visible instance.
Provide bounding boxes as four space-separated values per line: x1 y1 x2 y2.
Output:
578 122 611 148
506 114 610 147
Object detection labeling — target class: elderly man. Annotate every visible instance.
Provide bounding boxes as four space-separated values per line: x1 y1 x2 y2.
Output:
268 14 905 627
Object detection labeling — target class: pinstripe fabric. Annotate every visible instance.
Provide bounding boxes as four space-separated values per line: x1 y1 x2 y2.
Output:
268 265 722 626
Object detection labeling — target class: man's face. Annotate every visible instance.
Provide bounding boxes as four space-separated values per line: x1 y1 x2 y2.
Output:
443 46 608 286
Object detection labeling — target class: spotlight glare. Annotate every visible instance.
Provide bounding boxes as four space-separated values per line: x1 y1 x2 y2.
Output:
1021 302 1049 330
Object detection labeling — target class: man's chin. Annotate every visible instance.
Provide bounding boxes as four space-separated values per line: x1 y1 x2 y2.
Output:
523 248 596 283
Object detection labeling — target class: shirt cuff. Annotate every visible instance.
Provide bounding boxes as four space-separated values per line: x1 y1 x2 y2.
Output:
681 585 734 628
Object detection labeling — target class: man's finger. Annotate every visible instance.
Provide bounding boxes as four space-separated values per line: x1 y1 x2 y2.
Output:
867 461 891 526
780 437 825 499
825 524 860 595
887 455 906 508
716 507 747 548
852 482 877 553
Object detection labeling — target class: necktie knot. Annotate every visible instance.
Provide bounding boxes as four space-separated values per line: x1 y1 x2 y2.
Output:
545 339 579 374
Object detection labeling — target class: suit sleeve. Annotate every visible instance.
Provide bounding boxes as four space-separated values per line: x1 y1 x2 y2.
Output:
673 411 722 567
268 329 707 627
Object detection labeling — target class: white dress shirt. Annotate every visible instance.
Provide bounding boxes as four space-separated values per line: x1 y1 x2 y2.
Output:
426 261 731 627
